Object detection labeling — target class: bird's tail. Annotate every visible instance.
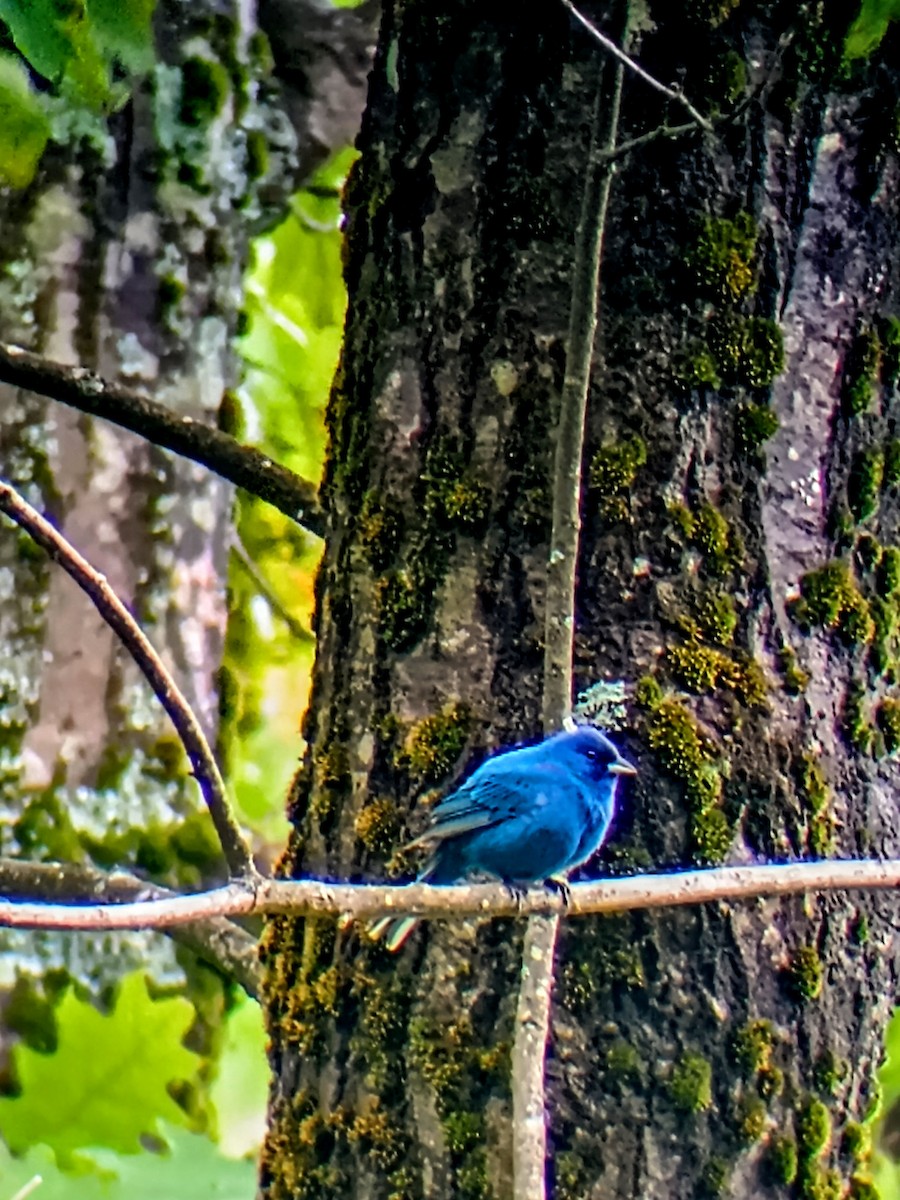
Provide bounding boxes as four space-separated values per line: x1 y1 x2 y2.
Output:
368 852 459 952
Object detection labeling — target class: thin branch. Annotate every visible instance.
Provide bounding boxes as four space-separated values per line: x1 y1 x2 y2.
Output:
0 859 260 998
528 59 624 1200
0 481 257 879
2 858 900 928
0 343 325 538
230 538 315 644
561 0 712 132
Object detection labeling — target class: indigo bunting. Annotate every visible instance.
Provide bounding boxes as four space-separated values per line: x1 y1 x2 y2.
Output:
370 725 636 950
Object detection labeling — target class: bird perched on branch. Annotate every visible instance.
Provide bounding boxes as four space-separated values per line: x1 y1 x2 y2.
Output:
370 725 636 951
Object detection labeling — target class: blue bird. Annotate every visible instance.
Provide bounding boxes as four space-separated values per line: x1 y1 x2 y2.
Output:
370 725 636 950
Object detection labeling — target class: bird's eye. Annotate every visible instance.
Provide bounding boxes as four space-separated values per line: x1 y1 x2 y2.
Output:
585 749 598 760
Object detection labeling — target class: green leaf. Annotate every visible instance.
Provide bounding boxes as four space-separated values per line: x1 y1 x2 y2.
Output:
0 0 75 84
87 0 157 74
0 54 50 188
209 995 269 1157
845 0 900 58
0 1127 257 1200
0 973 199 1166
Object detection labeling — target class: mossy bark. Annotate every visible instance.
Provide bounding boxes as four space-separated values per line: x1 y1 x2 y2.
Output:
263 3 900 1198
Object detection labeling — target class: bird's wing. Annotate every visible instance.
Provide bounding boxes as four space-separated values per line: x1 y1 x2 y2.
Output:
408 757 566 847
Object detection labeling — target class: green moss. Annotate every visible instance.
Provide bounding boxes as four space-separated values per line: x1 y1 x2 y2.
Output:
665 641 764 705
377 569 430 652
589 436 648 522
699 1156 730 1198
692 504 733 574
359 492 402 572
840 1123 869 1166
779 647 810 694
403 703 471 783
758 1066 785 1101
443 1111 484 1155
355 796 403 857
646 698 721 806
797 1096 832 1158
245 129 269 181
635 675 663 709
693 588 738 644
844 684 873 754
856 533 883 573
737 1094 768 1143
878 546 900 594
881 315 900 383
158 274 186 310
605 1039 641 1080
768 1134 798 1185
813 1050 847 1096
668 1052 713 1113
690 805 733 865
848 447 885 521
179 57 231 126
788 945 824 1002
877 697 900 752
678 345 722 390
884 439 900 484
792 561 874 646
741 317 786 388
733 1019 775 1075
669 501 696 539
441 479 490 531
799 755 829 815
692 211 758 301
456 1147 490 1200
843 328 882 416
797 1162 842 1200
735 402 780 452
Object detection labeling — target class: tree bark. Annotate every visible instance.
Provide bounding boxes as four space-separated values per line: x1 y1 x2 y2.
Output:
262 2 900 1198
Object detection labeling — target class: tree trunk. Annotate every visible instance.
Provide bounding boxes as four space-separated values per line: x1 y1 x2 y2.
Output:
0 0 275 987
262 2 900 1198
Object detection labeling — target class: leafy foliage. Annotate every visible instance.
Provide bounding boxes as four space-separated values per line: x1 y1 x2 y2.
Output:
0 1125 257 1199
209 994 269 1157
0 972 198 1166
0 54 50 188
0 0 156 186
224 148 354 842
845 0 900 58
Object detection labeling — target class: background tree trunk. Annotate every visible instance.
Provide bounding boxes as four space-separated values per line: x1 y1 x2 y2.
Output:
0 0 279 988
262 2 900 1198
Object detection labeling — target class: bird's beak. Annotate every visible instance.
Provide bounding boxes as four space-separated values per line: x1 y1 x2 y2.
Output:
609 758 637 776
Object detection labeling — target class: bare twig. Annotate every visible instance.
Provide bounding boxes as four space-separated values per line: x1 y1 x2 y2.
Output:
0 480 256 879
230 538 315 644
522 60 624 1200
2 858 900 928
0 858 260 997
561 0 712 132
0 343 325 537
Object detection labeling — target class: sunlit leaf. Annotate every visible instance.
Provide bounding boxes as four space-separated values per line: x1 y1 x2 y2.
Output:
0 973 199 1166
209 995 269 1158
0 1126 256 1199
0 54 50 189
845 0 900 57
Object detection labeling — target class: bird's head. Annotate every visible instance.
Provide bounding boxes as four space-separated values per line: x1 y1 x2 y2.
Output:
554 725 637 786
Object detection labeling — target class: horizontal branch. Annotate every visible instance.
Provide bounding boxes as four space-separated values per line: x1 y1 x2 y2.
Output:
0 859 260 998
1 858 900 931
0 343 325 538
0 481 256 879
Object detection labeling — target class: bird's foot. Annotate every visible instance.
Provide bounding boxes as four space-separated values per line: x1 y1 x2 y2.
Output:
502 880 528 912
544 876 572 907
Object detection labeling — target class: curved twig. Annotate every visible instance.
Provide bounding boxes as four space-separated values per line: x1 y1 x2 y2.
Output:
0 480 257 879
0 343 325 537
